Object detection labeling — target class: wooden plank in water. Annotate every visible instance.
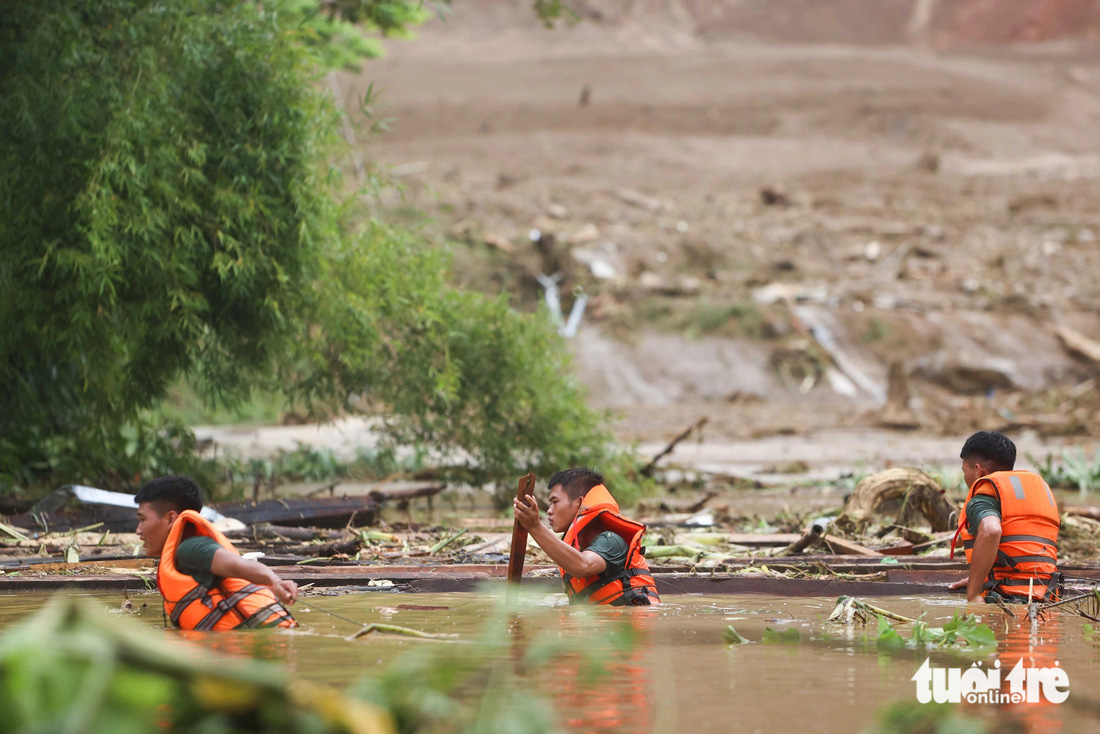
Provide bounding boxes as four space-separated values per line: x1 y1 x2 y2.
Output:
0 570 947 597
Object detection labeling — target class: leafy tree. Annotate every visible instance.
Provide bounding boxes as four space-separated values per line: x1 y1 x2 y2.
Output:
0 0 629 497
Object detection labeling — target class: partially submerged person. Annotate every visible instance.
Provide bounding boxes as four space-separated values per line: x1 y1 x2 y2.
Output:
135 476 298 630
512 468 659 606
949 431 1060 603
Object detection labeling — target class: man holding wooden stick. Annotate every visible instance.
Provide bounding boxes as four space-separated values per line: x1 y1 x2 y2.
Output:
512 468 659 606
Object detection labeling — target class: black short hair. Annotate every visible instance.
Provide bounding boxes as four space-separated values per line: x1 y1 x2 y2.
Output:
547 467 604 501
960 431 1016 471
134 476 204 514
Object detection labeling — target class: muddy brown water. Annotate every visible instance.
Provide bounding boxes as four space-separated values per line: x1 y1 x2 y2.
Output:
1 590 1097 733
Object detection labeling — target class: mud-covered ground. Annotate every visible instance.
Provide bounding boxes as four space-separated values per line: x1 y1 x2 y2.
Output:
333 0 1100 455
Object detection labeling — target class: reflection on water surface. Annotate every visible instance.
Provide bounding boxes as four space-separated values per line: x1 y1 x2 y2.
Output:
1 590 1096 733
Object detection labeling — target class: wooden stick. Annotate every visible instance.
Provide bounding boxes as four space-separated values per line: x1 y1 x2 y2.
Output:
641 417 708 476
777 524 825 557
507 473 536 599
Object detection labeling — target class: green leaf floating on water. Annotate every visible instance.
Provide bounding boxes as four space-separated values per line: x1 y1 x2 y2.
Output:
762 627 802 644
872 612 995 652
723 625 749 645
876 615 905 650
941 611 997 649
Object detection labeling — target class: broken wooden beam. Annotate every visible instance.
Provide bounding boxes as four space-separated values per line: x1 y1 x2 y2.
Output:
367 484 446 502
777 523 826 556
211 496 380 529
822 535 883 557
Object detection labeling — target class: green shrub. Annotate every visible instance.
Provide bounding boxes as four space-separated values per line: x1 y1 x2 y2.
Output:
0 0 623 496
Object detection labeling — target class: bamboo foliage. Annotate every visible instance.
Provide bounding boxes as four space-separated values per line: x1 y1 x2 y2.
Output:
0 0 623 496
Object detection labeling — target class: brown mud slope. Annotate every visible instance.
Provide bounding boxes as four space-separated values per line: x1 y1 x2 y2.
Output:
336 0 1100 444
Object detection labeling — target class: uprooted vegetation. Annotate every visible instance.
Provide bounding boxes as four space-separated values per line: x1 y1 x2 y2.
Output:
827 596 997 652
6 460 1097 581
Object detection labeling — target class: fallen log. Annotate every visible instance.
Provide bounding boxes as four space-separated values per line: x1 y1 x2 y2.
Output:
833 468 957 536
212 496 380 529
317 536 362 558
367 484 446 502
777 524 825 556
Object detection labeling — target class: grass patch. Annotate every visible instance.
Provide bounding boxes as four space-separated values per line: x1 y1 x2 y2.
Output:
861 316 890 344
1033 449 1100 492
633 297 766 339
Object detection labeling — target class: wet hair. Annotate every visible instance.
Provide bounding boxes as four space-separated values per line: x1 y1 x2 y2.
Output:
134 475 204 515
960 431 1016 472
547 467 604 501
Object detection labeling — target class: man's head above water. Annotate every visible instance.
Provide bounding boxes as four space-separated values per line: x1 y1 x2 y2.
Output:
544 467 604 534
134 476 204 557
959 430 1016 489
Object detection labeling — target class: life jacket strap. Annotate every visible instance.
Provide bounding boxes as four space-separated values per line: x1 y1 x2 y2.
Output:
963 533 1058 551
1000 534 1058 547
169 584 211 628
568 568 655 602
993 554 1058 568
193 583 265 631
237 602 295 629
949 526 961 558
985 572 1062 602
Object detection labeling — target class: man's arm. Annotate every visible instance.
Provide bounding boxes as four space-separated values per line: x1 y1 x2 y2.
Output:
966 516 1002 603
210 549 298 605
513 495 607 578
946 492 1001 594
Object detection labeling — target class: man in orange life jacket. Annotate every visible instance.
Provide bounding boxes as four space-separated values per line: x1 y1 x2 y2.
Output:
135 476 298 630
512 467 659 606
948 431 1061 604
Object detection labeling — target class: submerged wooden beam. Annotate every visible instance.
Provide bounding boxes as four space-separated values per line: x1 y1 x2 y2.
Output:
5 560 1098 596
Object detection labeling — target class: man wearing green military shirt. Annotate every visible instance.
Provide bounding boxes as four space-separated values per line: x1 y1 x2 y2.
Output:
948 431 1061 603
513 468 659 606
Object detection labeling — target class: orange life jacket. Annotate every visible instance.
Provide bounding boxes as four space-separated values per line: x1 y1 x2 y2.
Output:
560 485 660 606
952 471 1060 601
157 510 297 630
